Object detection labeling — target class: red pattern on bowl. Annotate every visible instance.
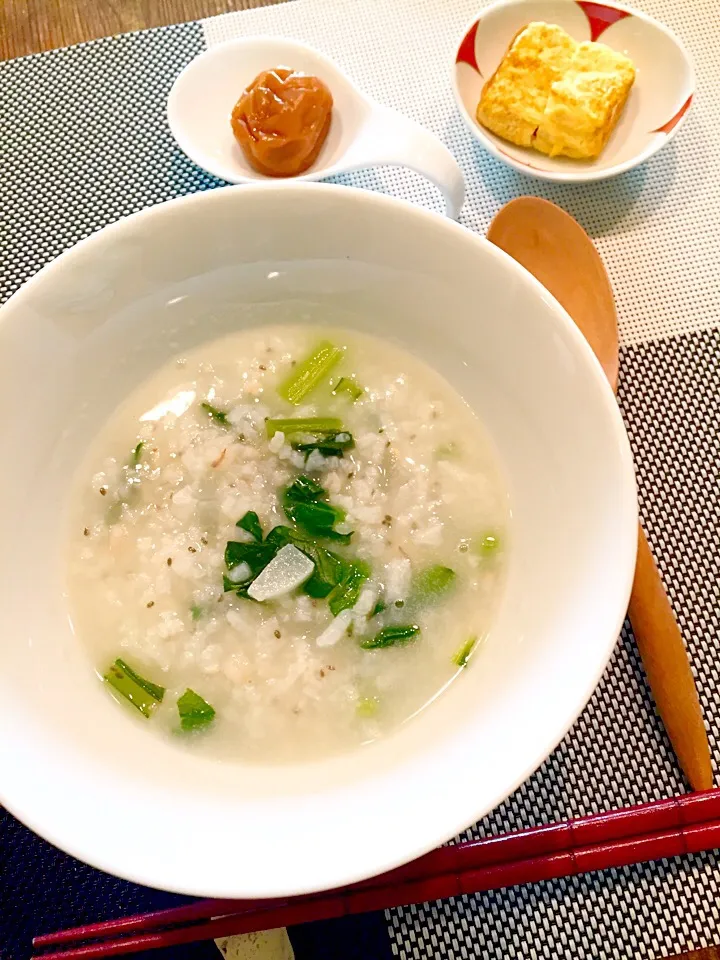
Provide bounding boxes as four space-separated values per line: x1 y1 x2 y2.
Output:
576 1 631 41
455 20 480 72
652 94 693 135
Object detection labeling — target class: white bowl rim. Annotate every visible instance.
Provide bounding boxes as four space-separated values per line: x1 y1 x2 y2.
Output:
450 0 696 183
0 183 638 897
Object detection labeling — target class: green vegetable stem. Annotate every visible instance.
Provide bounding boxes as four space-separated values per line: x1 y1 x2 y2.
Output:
361 624 420 649
201 402 230 426
278 341 344 405
452 636 477 668
333 377 364 401
103 658 165 717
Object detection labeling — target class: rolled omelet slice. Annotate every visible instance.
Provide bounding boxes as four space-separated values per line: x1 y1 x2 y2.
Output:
476 22 635 161
476 22 576 148
534 42 635 159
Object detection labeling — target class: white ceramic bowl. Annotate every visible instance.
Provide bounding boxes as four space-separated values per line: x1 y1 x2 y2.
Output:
452 0 694 182
0 184 637 898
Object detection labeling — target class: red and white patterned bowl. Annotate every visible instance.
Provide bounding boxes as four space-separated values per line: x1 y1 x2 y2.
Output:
452 0 694 182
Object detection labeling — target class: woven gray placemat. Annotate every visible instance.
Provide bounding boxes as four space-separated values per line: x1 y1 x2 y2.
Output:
1 2 719 958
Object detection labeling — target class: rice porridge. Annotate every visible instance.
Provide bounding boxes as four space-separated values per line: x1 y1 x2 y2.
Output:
67 326 508 762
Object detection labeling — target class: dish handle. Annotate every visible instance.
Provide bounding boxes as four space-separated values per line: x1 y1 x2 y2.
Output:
343 106 465 219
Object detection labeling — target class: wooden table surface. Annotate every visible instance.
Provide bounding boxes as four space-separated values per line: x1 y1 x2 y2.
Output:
0 0 284 59
1 3 720 959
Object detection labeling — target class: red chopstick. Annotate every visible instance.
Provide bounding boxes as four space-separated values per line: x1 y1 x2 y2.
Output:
33 791 720 958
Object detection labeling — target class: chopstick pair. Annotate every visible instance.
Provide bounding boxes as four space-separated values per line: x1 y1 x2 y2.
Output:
33 791 720 959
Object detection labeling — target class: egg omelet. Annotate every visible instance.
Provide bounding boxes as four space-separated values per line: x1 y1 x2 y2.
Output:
476 22 635 161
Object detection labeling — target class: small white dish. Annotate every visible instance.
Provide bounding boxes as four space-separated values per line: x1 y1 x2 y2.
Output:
168 36 465 217
452 0 695 182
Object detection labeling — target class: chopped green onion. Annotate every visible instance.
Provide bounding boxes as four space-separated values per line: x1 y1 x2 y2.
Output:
333 377 363 401
412 565 456 602
328 561 370 616
371 600 386 617
452 636 477 668
476 533 501 556
236 510 263 542
103 659 165 717
177 688 216 731
361 624 420 649
132 441 145 465
292 431 355 458
357 696 380 718
201 402 230 426
266 417 343 439
191 604 204 621
278 341 344 404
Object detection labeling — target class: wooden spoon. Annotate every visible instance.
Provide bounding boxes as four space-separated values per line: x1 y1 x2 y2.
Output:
488 196 712 792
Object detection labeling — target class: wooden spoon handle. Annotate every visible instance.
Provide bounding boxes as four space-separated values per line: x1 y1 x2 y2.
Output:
628 525 713 790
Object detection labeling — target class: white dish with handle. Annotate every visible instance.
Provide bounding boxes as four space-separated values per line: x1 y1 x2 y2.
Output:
169 35 465 217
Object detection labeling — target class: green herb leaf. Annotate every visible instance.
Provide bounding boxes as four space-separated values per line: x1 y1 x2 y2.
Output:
361 624 420 650
284 475 326 503
371 600 386 617
201 402 230 426
452 636 477 668
236 510 263 542
288 500 344 531
328 561 370 616
412 565 456 603
103 659 165 717
278 341 344 404
191 604 204 621
292 431 355 458
266 417 343 438
282 478 352 543
132 441 145 465
303 546 348 598
264 525 297 549
303 573 334 598
177 688 216 731
224 541 276 578
333 377 363 401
